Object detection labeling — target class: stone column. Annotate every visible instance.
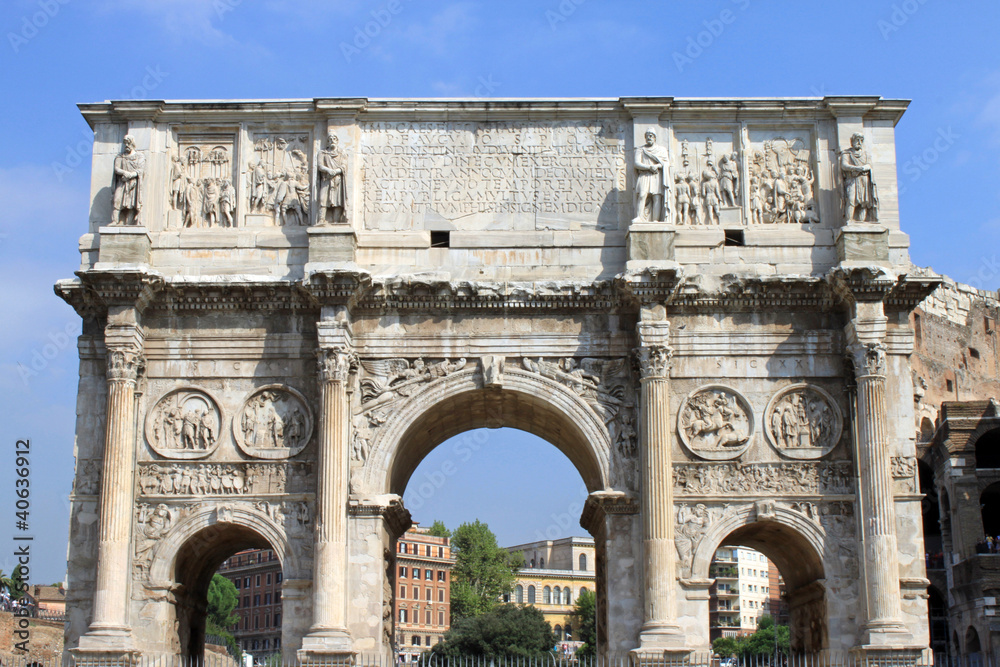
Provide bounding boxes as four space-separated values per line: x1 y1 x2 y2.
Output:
635 322 685 653
848 338 907 642
300 345 356 658
78 328 144 654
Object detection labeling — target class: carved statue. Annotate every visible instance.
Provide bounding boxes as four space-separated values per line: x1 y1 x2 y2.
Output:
112 135 145 225
840 132 878 222
719 152 739 207
134 503 171 576
219 179 236 227
632 129 670 223
359 358 468 404
701 158 721 224
675 503 709 578
318 132 348 225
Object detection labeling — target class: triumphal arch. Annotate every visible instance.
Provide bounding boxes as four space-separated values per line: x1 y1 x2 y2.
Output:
58 96 940 661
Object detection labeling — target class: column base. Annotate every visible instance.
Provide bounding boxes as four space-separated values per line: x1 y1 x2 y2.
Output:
634 622 689 657
71 627 139 663
298 628 354 663
855 617 919 651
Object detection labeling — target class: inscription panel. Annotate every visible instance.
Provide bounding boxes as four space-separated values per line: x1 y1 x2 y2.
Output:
360 120 628 231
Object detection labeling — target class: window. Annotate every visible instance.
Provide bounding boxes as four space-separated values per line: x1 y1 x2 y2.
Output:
274 613 281 626
528 586 536 604
234 579 240 590
255 575 261 587
565 625 573 640
413 568 421 579
426 569 434 580
275 591 281 603
430 231 450 248
426 636 432 646
276 572 282 583
254 616 259 629
438 547 443 558
426 610 432 624
539 558 545 568
438 571 446 582
253 595 260 606
262 639 269 650
400 609 408 623
438 590 444 602
563 588 571 604
400 585 406 599
515 585 523 603
265 593 271 605
413 636 421 646
543 586 551 604
439 611 445 626
244 577 250 588
266 573 272 585
426 588 432 601
265 614 270 627
554 625 562 640
243 596 250 609
400 566 408 578
553 586 561 603
579 553 587 571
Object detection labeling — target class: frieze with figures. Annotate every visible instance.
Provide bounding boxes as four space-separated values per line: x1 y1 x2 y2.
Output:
234 385 314 459
677 386 754 461
673 461 854 496
764 384 844 460
145 388 223 459
137 462 312 496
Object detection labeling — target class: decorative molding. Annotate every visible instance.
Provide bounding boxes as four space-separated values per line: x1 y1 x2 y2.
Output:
106 347 145 383
847 342 887 378
318 347 358 384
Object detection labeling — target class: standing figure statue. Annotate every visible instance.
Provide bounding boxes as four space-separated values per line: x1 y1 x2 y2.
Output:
702 159 721 224
318 132 348 225
219 179 236 227
840 132 879 222
632 129 670 223
719 152 739 207
112 135 145 226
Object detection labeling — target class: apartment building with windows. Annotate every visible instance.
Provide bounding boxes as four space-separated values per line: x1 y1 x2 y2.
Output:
217 548 283 654
708 546 785 641
394 525 456 660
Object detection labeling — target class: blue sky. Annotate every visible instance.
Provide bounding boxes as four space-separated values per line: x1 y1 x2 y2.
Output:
1 0 999 583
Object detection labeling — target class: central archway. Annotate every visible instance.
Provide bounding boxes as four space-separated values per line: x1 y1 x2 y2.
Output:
347 367 639 655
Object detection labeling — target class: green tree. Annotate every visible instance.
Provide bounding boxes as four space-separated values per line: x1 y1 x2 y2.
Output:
427 520 451 538
207 573 240 632
740 615 789 659
0 570 12 597
9 564 27 600
574 589 597 656
713 635 740 658
427 604 555 659
449 520 523 619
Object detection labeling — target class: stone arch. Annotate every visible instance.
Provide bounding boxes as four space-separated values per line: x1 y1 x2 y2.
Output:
691 505 829 652
358 367 614 495
146 505 301 658
976 427 1000 469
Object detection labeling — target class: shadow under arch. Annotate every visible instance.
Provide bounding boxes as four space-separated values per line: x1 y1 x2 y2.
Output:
147 505 301 658
691 506 828 653
359 367 614 495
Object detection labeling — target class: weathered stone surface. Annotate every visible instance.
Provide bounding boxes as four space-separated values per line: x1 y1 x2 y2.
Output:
58 97 934 661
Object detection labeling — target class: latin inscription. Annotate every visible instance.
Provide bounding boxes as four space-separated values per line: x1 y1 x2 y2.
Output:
360 121 627 224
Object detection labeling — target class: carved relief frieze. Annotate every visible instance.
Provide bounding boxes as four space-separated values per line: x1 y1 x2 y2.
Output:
673 461 854 496
672 134 741 226
677 385 753 460
247 132 311 226
764 384 844 460
891 455 917 494
675 502 737 578
134 502 173 579
747 131 818 224
359 358 468 407
145 388 222 459
234 385 314 459
72 460 102 495
111 135 146 226
137 462 308 496
169 134 237 228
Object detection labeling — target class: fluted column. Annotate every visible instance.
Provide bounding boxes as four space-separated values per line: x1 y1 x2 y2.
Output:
301 346 356 656
635 321 684 652
86 342 143 643
849 340 906 636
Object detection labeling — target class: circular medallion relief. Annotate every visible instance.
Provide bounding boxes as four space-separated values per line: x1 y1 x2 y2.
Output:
145 388 222 459
764 384 843 460
233 385 313 459
677 385 754 461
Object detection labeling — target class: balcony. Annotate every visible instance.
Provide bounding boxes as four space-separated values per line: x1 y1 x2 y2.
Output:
711 566 739 579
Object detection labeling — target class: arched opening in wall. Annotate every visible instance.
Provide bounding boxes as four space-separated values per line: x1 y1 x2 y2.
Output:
395 427 601 660
979 482 1000 542
704 521 827 655
965 626 982 660
927 586 949 656
919 460 943 567
975 428 1000 469
171 522 283 660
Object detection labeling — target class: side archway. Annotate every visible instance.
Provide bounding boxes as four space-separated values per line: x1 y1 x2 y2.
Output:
146 505 302 658
691 506 829 652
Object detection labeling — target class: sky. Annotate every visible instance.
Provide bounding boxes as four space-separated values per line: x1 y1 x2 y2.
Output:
1 0 999 584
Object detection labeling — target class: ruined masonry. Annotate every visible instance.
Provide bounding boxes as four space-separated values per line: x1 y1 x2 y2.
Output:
57 97 940 661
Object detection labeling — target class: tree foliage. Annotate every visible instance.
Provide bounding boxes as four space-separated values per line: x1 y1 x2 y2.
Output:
9 565 27 600
712 616 790 660
207 574 240 632
574 589 597 656
427 604 555 659
427 520 451 538
449 520 523 619
712 636 740 657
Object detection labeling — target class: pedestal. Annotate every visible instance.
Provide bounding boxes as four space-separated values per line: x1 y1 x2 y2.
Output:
97 226 152 266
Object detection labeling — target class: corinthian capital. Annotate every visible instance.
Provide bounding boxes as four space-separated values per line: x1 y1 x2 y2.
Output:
847 341 886 378
106 346 145 382
318 347 358 383
635 345 672 379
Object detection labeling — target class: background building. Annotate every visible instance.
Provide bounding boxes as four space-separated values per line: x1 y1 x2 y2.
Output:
504 537 595 649
708 547 784 642
217 548 283 654
393 526 456 661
